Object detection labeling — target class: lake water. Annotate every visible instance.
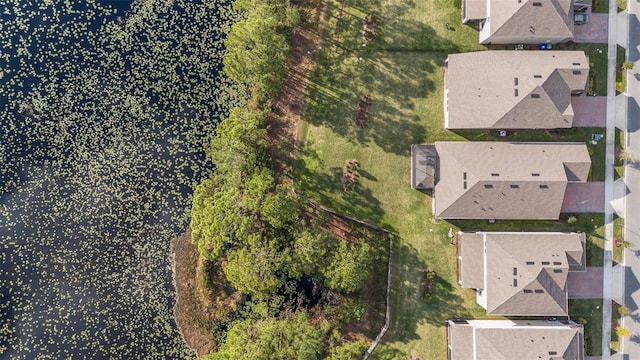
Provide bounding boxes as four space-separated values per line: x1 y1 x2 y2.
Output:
0 0 234 357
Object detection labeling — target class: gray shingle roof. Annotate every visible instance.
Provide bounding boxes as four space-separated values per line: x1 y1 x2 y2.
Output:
445 51 589 129
433 142 591 219
411 144 437 189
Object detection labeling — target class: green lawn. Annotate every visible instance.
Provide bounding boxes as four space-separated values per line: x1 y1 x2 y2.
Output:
615 128 625 179
594 0 609 13
569 299 604 356
295 0 609 357
617 46 628 94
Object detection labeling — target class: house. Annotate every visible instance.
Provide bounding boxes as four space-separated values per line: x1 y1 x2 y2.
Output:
444 51 589 129
410 141 591 219
447 319 584 359
457 231 585 316
462 0 574 45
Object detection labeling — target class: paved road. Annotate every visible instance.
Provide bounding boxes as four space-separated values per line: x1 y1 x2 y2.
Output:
620 0 640 358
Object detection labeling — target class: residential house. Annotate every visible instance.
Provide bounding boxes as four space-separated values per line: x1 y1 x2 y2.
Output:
462 0 574 45
457 231 585 316
444 51 589 129
447 319 584 359
410 141 591 219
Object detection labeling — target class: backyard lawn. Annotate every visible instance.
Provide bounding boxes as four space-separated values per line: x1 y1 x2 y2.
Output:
294 0 612 357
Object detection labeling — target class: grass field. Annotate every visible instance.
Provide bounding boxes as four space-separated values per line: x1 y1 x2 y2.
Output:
295 0 611 357
569 299 604 356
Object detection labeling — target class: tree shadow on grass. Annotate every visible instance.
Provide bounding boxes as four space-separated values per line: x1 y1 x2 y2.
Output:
384 243 470 344
293 147 386 226
303 49 439 156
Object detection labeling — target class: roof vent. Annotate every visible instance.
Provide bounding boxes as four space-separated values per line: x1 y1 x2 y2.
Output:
534 74 542 78
513 267 518 275
549 351 558 355
524 289 533 293
533 2 542 6
531 93 541 99
539 184 549 189
514 89 519 97
484 184 494 189
463 181 467 189
553 261 561 265
572 63 581 66
553 269 563 273
542 261 550 265
510 184 520 189
534 289 544 293
573 70 582 75
532 173 540 176
513 279 518 287
491 173 499 176
526 261 534 265
514 77 519 85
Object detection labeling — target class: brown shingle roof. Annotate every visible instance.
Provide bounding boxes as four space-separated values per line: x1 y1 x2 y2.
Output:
480 0 574 44
433 142 591 219
445 51 589 129
448 319 584 360
458 232 484 288
459 232 585 316
462 0 487 22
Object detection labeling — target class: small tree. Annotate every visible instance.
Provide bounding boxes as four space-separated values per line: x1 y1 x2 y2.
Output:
616 326 630 338
618 305 631 316
622 61 635 71
617 148 633 162
567 215 578 224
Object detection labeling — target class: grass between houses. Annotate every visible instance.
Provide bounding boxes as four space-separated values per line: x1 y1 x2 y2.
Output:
569 299 604 356
294 0 609 357
616 46 628 94
615 127 625 179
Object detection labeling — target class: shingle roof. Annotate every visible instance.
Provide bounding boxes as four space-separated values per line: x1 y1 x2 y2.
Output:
459 232 585 316
433 142 591 219
458 232 484 288
462 0 486 21
445 51 589 129
480 0 574 44
448 319 584 360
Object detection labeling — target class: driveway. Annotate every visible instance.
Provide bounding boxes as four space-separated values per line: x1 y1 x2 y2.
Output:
561 182 604 213
572 95 607 127
574 12 609 43
568 267 603 298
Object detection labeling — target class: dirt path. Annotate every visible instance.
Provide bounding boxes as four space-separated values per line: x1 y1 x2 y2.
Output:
266 19 322 180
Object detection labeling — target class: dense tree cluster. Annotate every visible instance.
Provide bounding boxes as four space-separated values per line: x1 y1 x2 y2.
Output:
224 0 300 106
190 0 379 357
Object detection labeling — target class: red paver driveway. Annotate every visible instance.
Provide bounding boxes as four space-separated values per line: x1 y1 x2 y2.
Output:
574 12 608 43
561 182 604 213
572 95 606 127
568 267 603 299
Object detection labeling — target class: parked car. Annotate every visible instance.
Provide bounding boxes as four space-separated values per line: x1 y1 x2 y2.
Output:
574 12 588 25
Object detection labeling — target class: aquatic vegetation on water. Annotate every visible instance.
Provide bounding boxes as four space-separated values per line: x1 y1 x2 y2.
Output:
0 0 239 357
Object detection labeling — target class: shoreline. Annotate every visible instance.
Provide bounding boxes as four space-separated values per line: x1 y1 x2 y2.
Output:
170 229 214 357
